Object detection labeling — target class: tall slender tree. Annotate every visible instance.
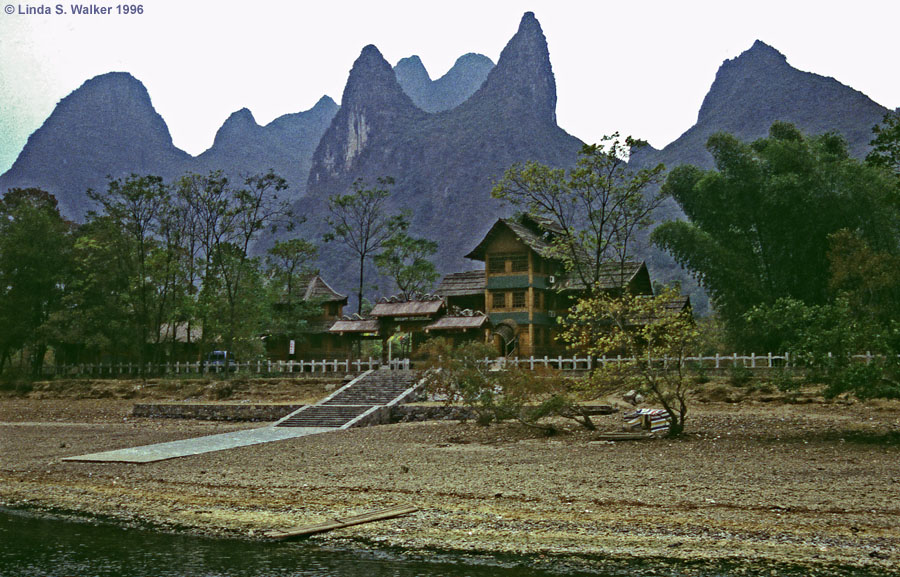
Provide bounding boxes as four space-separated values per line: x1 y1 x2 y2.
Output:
87 175 170 370
324 177 408 313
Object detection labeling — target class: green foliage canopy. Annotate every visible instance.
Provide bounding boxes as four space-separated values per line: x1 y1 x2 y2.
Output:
652 122 898 347
492 137 666 291
0 189 72 374
373 232 439 298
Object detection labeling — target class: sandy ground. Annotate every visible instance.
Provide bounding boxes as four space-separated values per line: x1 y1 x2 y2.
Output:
1 381 899 574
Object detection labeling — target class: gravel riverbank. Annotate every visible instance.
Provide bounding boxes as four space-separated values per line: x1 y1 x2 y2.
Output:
1 390 899 574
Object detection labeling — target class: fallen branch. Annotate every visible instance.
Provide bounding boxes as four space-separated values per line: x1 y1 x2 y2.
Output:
264 504 418 540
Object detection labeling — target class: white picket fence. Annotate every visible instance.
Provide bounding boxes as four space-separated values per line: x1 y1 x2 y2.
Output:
40 352 893 377
45 357 410 377
483 352 890 371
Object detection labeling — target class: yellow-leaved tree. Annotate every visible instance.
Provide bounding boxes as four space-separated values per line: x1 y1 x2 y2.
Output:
561 287 698 437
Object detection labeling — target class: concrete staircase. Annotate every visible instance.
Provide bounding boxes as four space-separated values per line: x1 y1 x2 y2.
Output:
275 369 422 429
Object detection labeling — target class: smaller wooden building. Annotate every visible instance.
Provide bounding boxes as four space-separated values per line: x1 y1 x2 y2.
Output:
267 274 350 360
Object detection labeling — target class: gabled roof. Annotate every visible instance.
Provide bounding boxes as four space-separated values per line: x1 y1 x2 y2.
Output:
424 312 489 332
370 294 444 318
662 295 691 313
465 216 558 261
297 274 347 304
435 270 486 296
552 261 652 294
328 318 380 334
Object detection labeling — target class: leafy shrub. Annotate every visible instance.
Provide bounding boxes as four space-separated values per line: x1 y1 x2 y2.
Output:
728 365 752 387
771 369 799 392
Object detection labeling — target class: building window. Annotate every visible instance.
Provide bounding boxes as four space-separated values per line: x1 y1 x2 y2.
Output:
510 253 528 272
492 291 506 309
538 291 544 310
512 291 526 309
488 255 506 274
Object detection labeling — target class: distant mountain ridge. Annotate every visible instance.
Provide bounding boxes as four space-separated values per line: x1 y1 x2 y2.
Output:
394 53 494 113
0 73 339 220
193 96 339 200
633 40 889 171
629 40 891 313
0 72 191 219
305 12 583 284
0 14 893 308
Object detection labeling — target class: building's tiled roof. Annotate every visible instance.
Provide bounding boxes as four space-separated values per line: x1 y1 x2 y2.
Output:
435 270 486 296
662 295 691 313
465 216 557 261
328 319 380 334
297 274 347 303
551 261 650 293
424 311 488 331
370 295 444 318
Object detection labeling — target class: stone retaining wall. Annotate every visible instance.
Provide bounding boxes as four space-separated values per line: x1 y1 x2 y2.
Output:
132 403 304 422
133 403 616 423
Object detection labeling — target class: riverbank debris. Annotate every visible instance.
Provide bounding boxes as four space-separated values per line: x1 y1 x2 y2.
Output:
623 408 671 435
264 504 418 540
595 432 655 441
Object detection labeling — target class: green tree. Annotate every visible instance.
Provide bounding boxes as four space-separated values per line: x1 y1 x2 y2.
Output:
745 297 899 400
827 229 900 330
171 171 294 361
266 238 318 302
374 232 439 298
209 171 294 357
867 110 900 177
0 189 72 375
560 288 699 437
324 177 409 313
652 122 897 348
45 216 133 364
265 238 321 341
492 137 666 290
87 175 170 369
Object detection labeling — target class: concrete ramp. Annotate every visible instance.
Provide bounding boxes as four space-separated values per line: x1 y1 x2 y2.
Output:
62 426 331 463
63 369 425 463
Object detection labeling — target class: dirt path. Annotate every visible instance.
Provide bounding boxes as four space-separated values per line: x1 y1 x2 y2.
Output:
1 395 899 573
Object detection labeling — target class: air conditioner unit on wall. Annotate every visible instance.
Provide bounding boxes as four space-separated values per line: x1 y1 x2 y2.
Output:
548 275 556 284
548 310 557 318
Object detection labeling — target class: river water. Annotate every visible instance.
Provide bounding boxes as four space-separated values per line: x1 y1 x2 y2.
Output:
0 509 888 577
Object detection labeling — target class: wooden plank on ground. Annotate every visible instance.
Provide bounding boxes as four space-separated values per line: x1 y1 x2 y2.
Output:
264 504 418 540
595 432 655 441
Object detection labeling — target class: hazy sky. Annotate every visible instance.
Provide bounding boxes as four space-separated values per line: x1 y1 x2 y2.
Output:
1 0 898 174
